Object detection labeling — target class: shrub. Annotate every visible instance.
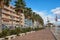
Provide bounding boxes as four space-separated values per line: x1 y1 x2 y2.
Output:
20 28 27 33
33 27 44 31
20 27 32 33
26 27 32 32
15 27 21 36
10 27 21 36
1 28 10 37
0 33 3 38
10 30 16 35
0 26 44 38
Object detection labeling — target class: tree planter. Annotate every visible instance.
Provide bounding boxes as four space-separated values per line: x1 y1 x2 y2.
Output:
5 35 16 40
0 38 5 40
11 35 16 39
26 32 31 35
30 31 35 33
19 33 25 36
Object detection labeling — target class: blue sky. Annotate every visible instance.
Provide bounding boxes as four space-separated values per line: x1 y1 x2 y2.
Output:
10 0 60 25
25 0 60 25
25 0 60 11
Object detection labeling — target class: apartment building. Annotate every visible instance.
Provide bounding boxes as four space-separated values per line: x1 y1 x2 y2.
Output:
24 19 33 28
33 21 42 28
2 5 20 29
20 13 25 27
0 5 25 30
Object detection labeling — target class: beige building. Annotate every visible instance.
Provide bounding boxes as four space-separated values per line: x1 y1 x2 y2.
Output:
20 13 25 27
0 5 25 30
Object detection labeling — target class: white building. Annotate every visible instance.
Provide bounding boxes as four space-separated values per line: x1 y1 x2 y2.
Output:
24 19 33 28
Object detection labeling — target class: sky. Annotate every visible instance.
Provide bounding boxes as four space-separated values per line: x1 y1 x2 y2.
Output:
10 0 60 25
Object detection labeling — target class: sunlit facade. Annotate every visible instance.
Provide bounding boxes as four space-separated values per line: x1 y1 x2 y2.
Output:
0 5 25 30
24 19 33 28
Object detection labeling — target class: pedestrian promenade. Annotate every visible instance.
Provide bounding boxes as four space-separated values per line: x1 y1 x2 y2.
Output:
51 27 60 40
12 28 56 40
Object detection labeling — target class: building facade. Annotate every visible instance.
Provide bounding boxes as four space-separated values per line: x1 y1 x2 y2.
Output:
0 5 42 32
20 13 25 27
33 21 42 28
0 5 25 30
24 19 33 28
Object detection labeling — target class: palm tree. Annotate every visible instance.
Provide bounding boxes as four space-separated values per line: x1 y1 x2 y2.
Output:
0 0 11 7
15 0 26 27
32 12 44 26
24 7 32 19
24 8 28 19
31 12 36 22
27 8 32 19
15 0 44 27
38 15 43 25
15 0 26 13
4 0 11 6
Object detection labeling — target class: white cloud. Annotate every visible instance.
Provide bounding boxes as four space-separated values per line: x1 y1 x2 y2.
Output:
33 10 47 24
47 14 55 23
33 10 55 24
51 7 60 15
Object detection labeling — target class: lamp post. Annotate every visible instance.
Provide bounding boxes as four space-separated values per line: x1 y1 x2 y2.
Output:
55 14 58 35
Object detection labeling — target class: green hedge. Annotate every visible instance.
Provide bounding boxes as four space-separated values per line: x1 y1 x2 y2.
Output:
0 27 44 38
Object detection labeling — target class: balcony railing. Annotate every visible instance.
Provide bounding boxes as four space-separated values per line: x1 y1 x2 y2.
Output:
2 15 11 20
13 22 19 25
13 18 20 21
2 9 11 15
2 9 20 18
4 6 15 12
2 21 11 25
12 13 20 18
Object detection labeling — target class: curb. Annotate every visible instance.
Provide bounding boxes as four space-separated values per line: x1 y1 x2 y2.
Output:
50 29 57 40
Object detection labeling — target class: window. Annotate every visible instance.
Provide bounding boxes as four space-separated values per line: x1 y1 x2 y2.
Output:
20 18 22 20
21 21 22 23
4 8 9 12
3 19 9 22
5 14 9 16
16 21 19 22
21 25 23 27
20 15 22 16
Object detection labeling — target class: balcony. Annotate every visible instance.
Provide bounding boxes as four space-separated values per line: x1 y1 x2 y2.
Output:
12 13 20 18
2 14 11 20
4 6 15 12
13 18 20 21
2 9 11 16
13 22 19 25
2 20 11 25
2 9 20 18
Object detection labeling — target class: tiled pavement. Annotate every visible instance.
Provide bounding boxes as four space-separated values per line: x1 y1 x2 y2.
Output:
12 28 56 40
51 27 60 40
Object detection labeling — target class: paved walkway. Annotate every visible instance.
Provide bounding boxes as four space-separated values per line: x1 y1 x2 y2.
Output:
51 27 60 40
12 28 56 40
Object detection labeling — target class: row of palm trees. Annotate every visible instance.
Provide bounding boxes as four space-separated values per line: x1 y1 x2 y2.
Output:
0 0 44 30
